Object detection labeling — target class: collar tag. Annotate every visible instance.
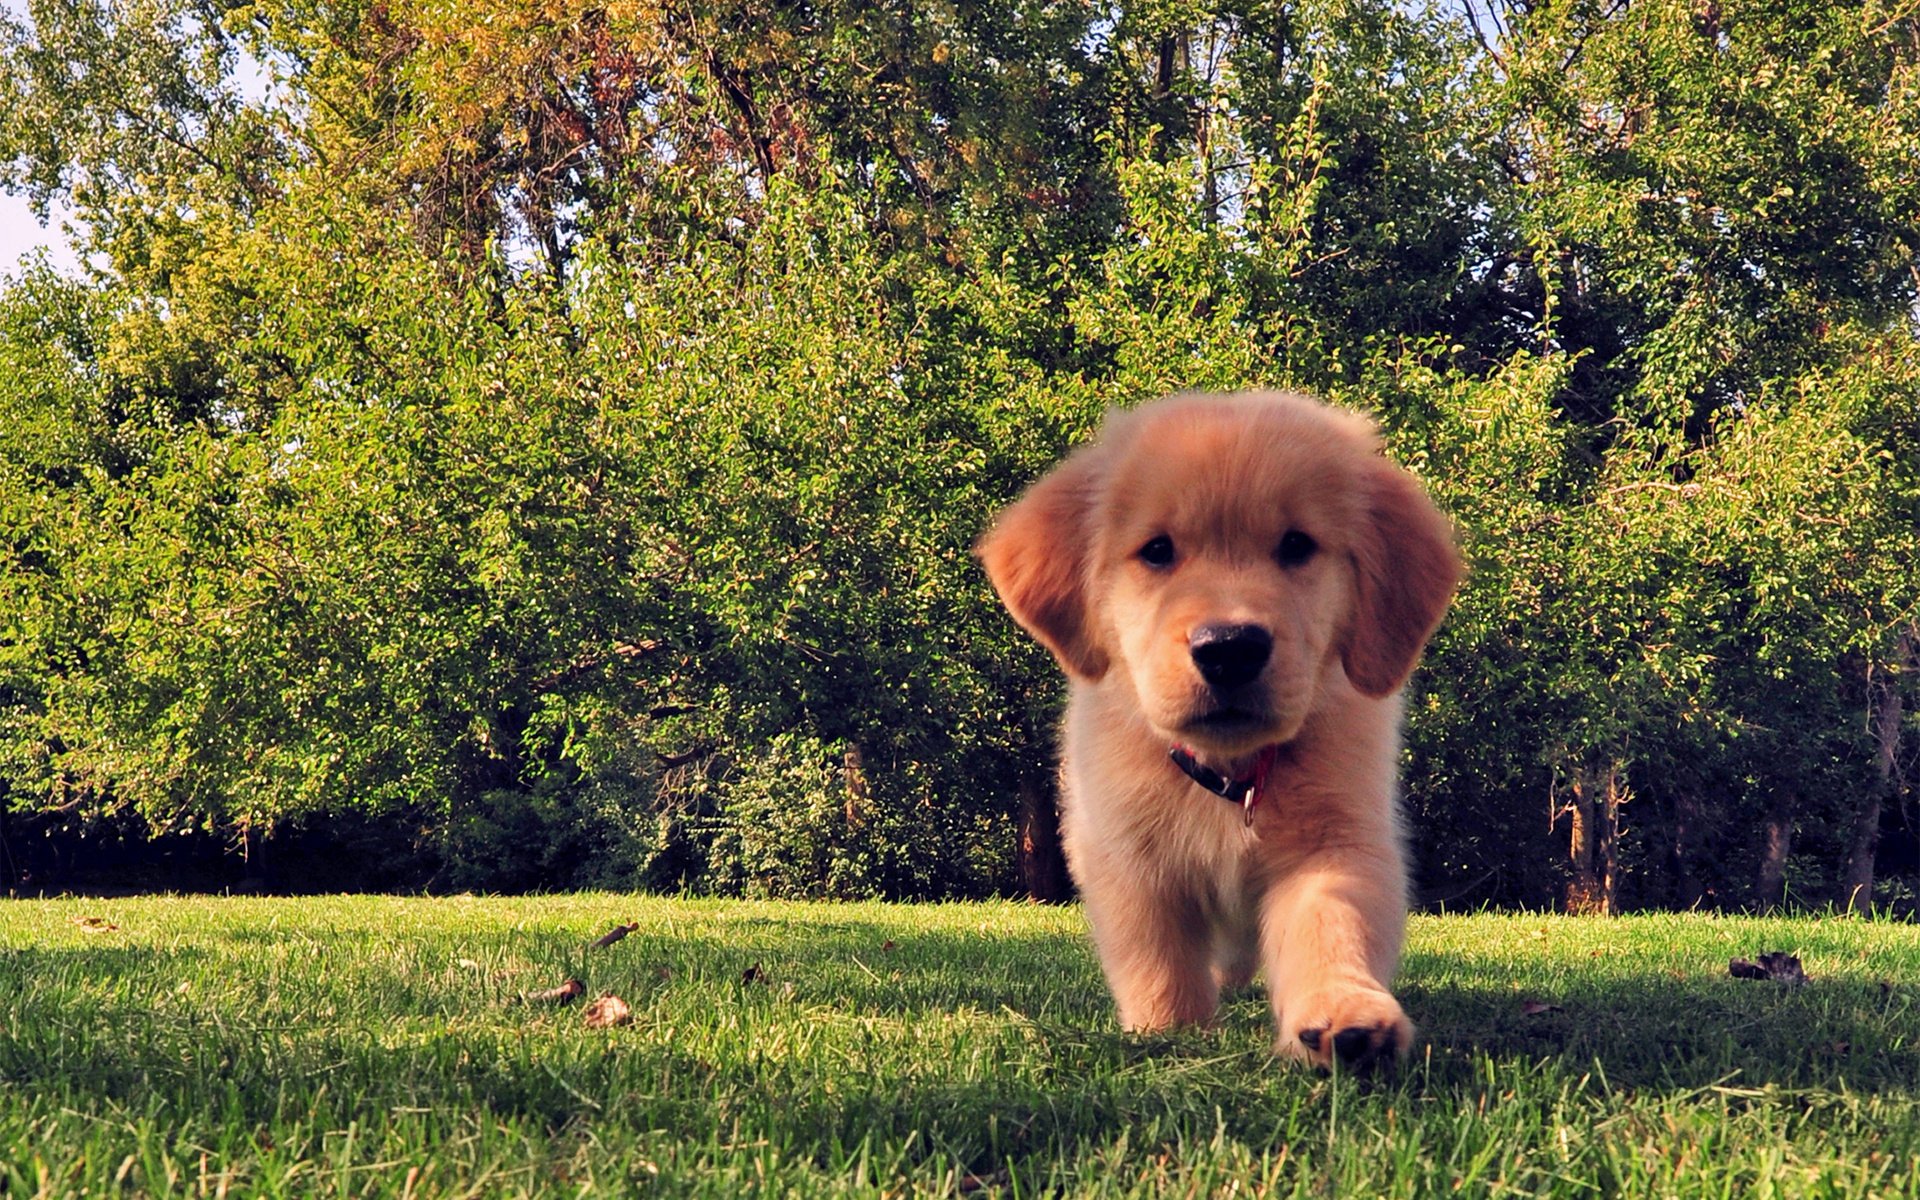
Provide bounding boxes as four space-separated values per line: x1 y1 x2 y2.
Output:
1168 744 1279 829
1168 746 1251 801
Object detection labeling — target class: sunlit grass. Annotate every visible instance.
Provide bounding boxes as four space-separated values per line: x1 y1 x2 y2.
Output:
2 896 1916 1197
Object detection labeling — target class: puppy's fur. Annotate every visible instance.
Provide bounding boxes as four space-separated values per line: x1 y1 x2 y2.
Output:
978 390 1460 1069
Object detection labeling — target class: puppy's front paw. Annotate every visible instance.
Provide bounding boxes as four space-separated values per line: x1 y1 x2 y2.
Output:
1278 987 1412 1073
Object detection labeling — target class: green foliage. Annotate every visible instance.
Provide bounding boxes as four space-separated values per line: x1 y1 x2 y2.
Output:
0 0 1916 905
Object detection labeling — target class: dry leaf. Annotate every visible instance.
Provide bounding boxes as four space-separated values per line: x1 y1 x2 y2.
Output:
519 978 587 1005
72 915 118 933
741 963 765 985
881 939 898 952
1520 999 1563 1016
583 993 633 1028
1729 951 1807 984
591 922 640 950
958 1169 1009 1193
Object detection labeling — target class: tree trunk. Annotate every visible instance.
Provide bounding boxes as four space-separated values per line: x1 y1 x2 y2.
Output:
1155 36 1177 101
1598 766 1623 912
0 804 13 897
1754 790 1794 913
842 745 869 830
237 818 268 893
1017 772 1072 903
1842 640 1907 912
1564 772 1597 913
1668 791 1705 909
1841 789 1884 916
1564 762 1623 915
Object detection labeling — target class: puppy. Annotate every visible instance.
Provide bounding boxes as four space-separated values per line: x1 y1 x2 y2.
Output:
978 390 1460 1070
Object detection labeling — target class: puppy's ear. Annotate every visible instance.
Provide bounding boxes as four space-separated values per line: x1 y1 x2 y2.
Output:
976 449 1110 680
1342 460 1462 698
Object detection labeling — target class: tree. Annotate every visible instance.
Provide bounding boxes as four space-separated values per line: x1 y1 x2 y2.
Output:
1 0 1915 906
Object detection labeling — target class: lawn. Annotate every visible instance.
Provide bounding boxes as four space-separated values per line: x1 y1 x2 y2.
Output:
1 895 1915 1197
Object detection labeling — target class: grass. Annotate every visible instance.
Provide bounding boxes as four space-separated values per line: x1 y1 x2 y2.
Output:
1 896 1916 1198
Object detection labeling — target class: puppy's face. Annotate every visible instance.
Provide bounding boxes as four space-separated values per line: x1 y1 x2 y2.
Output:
1095 407 1364 755
979 392 1460 761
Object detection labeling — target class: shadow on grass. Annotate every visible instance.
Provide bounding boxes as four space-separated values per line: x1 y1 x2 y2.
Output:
1400 965 1914 1093
4 909 1915 1176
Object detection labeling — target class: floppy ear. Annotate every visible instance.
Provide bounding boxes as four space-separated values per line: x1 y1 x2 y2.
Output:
975 449 1111 680
1342 460 1462 698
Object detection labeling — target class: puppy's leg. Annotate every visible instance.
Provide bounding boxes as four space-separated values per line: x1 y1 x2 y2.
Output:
1082 879 1217 1032
1260 850 1411 1071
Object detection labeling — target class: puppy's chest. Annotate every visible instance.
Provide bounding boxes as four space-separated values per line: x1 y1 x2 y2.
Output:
1071 757 1259 860
1067 745 1339 875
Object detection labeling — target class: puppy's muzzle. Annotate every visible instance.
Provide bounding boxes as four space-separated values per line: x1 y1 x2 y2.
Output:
1189 623 1272 691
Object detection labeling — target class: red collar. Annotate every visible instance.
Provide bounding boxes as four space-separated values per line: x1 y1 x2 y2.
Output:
1169 743 1281 827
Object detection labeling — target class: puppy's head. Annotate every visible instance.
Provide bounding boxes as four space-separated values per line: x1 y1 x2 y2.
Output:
977 391 1461 760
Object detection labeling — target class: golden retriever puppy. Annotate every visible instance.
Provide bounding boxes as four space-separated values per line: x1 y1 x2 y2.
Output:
977 390 1460 1070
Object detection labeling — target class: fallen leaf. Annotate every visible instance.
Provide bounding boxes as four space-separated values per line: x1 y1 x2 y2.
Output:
72 915 118 933
590 922 640 950
1821 1040 1851 1056
881 939 897 952
1520 999 1563 1016
741 963 765 985
519 978 587 1005
654 965 674 982
1729 951 1807 985
958 1169 1009 1193
583 993 633 1028
456 958 483 970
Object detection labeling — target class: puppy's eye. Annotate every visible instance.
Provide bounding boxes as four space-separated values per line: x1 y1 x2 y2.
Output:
1137 534 1176 568
1276 530 1317 568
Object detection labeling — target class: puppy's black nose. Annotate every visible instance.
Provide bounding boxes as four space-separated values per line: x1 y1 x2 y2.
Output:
1189 624 1272 690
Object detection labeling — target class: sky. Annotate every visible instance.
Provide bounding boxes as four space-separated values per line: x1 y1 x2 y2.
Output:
0 0 82 276
0 0 280 280
0 191 84 276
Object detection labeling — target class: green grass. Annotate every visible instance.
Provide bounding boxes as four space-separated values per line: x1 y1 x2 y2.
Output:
1 897 1916 1198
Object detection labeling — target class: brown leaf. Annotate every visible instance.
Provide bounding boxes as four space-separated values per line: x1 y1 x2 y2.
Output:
741 962 765 985
72 915 119 933
1520 999 1563 1016
520 978 587 1005
583 993 633 1028
1729 951 1807 984
958 1169 1009 1193
590 922 640 950
881 939 898 952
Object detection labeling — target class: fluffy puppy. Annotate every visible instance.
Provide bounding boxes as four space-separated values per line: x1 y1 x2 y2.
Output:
977 390 1460 1070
